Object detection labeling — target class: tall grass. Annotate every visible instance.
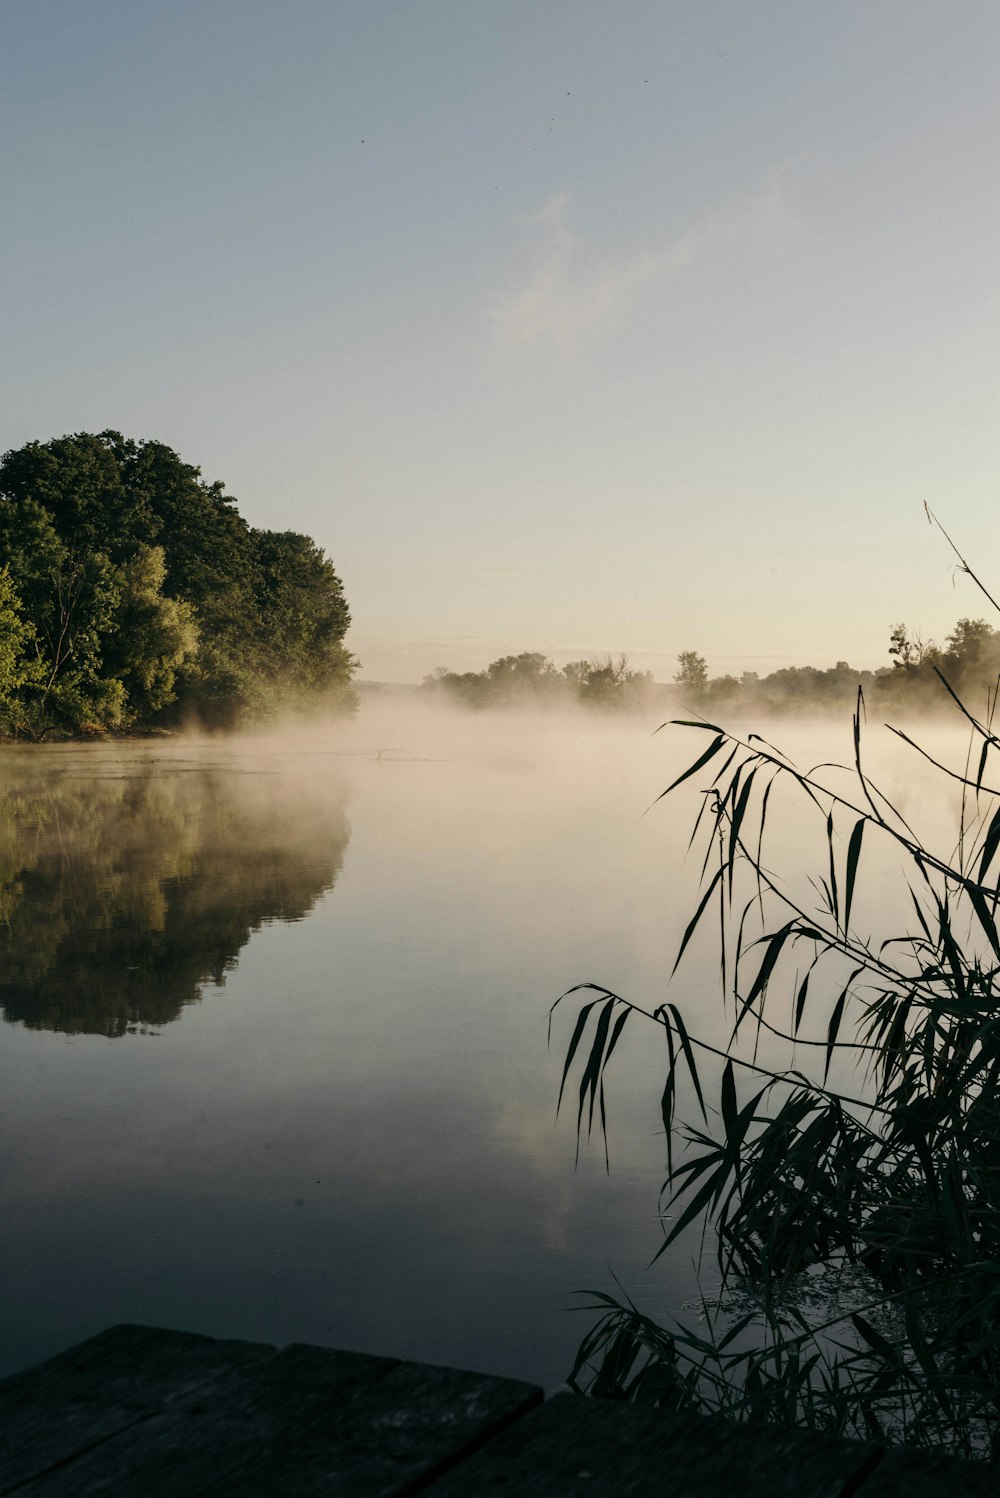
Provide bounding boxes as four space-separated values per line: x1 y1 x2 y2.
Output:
556 549 1000 1458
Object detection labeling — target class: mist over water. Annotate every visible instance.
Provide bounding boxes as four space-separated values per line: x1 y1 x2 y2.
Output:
0 699 974 1385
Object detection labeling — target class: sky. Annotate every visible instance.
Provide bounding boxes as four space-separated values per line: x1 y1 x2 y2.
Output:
2 0 999 682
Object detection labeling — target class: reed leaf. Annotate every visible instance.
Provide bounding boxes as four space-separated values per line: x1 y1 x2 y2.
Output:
843 817 864 936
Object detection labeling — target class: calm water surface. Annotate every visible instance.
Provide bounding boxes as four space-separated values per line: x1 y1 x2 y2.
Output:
0 702 949 1385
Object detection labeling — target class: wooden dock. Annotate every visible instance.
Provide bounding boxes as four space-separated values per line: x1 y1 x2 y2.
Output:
1 1324 996 1495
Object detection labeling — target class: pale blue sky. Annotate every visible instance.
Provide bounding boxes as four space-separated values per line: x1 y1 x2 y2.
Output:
3 1 999 680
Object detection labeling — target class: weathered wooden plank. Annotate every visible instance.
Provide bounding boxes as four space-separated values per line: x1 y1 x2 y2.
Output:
856 1444 999 1496
0 1324 276 1494
425 1392 881 1497
212 1354 542 1497
18 1325 997 1498
8 1341 398 1497
9 1339 539 1498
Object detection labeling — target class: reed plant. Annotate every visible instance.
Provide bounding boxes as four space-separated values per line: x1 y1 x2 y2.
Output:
556 531 1000 1458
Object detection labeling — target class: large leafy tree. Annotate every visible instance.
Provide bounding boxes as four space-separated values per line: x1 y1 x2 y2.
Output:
674 650 708 696
0 431 355 735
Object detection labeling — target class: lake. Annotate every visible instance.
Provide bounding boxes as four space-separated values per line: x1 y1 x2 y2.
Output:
0 700 955 1387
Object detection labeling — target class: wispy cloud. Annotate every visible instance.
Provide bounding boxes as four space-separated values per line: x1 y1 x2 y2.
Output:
491 191 693 353
491 176 800 354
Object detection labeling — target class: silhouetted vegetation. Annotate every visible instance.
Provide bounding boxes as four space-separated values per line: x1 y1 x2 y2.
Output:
0 752 350 1036
421 627 1000 720
681 621 1000 718
0 431 357 737
556 536 1000 1457
421 651 659 711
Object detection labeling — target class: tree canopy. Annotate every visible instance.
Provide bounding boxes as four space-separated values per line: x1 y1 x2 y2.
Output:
421 651 657 711
0 431 356 736
421 621 1000 721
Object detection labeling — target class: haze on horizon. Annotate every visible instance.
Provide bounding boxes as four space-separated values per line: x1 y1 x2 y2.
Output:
3 1 998 682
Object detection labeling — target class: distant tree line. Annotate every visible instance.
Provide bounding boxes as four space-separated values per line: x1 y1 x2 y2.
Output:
421 651 658 710
0 431 356 737
677 617 1000 714
424 619 1000 716
675 651 879 712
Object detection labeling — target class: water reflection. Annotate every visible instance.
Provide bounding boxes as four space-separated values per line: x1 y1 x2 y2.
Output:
0 714 700 1388
0 750 350 1037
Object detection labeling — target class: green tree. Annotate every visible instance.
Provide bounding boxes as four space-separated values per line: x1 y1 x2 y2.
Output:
577 658 624 708
485 652 561 697
0 568 40 729
941 617 1000 696
0 497 124 733
0 431 356 733
674 650 708 696
561 661 592 690
705 672 741 706
101 546 199 723
889 622 917 668
84 432 260 723
574 654 655 710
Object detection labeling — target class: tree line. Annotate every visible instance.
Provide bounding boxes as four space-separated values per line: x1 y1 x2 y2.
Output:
0 431 356 737
423 619 1000 715
678 617 1000 712
421 651 659 710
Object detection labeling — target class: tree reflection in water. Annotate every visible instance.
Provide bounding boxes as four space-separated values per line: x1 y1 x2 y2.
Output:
0 751 350 1037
